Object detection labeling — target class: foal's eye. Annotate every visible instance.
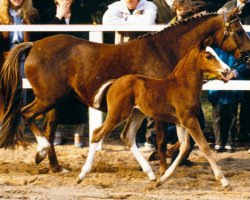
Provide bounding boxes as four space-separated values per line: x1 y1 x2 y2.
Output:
205 53 212 59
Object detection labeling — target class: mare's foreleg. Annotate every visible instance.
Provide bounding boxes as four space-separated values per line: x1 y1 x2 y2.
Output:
156 125 189 186
154 120 168 175
183 118 229 187
121 109 156 181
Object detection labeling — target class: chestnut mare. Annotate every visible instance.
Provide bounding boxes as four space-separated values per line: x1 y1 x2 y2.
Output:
0 9 249 174
78 41 229 186
77 41 229 186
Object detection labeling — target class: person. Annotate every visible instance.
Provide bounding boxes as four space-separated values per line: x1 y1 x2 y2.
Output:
209 0 249 153
152 0 174 24
170 0 206 24
0 0 39 106
102 0 157 152
102 0 157 43
217 0 248 12
41 0 92 147
238 2 250 144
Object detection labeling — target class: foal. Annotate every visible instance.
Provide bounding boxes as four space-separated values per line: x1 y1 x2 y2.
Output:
77 41 229 187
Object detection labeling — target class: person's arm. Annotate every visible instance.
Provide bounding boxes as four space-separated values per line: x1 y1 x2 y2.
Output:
103 2 157 25
126 3 157 25
103 3 128 25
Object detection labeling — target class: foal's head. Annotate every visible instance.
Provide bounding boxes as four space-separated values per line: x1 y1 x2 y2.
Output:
196 40 228 82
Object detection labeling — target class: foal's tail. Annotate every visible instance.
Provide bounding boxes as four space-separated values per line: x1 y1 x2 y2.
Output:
0 42 33 148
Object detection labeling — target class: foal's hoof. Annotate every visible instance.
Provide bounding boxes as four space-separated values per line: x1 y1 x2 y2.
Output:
221 178 230 188
76 177 83 184
35 153 47 165
155 179 163 187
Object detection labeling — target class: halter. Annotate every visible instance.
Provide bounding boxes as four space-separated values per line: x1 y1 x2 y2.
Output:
219 11 249 65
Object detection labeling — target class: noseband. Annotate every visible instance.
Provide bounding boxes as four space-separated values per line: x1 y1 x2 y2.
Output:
219 12 249 65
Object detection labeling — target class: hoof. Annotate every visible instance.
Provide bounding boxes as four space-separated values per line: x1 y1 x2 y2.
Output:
60 168 69 173
148 171 157 181
156 179 163 187
76 177 83 184
35 153 47 165
221 178 230 187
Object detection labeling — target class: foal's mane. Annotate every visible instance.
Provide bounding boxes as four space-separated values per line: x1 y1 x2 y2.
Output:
139 12 218 39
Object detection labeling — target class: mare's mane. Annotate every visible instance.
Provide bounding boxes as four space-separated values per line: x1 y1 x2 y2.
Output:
167 45 198 79
139 12 218 39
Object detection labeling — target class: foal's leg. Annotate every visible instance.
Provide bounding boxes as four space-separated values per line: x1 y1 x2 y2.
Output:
77 113 130 184
21 98 54 163
156 125 190 186
184 118 229 187
121 109 156 181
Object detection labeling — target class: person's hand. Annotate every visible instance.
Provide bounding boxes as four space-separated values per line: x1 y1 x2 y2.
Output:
55 0 71 20
226 71 235 80
134 10 142 15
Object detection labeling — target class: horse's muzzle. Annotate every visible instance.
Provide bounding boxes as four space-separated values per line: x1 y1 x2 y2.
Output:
243 56 250 65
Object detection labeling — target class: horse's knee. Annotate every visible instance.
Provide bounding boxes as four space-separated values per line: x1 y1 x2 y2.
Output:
180 142 190 157
199 144 211 155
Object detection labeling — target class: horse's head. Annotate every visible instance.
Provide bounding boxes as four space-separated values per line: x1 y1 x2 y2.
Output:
197 40 228 82
213 7 250 64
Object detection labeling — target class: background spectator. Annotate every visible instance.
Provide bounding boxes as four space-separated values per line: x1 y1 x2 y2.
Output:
102 0 157 152
40 0 92 147
102 0 157 43
238 1 250 144
209 0 248 153
0 0 39 106
153 0 174 24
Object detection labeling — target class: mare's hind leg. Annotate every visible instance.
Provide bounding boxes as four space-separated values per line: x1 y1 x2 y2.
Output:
156 125 190 186
121 109 156 181
43 109 65 172
77 107 133 184
21 98 55 164
183 118 229 187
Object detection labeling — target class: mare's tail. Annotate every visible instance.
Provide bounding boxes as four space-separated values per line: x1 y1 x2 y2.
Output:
0 42 33 148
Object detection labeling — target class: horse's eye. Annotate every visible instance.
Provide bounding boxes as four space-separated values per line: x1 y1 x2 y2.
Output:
206 53 212 59
236 30 244 35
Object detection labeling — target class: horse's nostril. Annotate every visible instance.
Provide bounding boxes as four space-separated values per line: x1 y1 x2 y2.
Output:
243 56 250 64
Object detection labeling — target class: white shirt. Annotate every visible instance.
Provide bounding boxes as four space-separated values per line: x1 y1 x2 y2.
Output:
165 0 174 8
102 0 157 25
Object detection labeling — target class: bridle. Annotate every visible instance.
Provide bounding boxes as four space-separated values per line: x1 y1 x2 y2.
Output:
202 11 250 83
219 11 249 65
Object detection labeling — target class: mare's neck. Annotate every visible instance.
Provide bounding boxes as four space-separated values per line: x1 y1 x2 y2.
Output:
148 15 220 69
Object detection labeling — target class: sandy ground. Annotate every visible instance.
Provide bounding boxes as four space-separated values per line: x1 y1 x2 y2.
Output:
0 136 249 200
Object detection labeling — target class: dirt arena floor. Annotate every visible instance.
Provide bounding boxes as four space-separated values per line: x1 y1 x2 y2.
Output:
0 135 249 200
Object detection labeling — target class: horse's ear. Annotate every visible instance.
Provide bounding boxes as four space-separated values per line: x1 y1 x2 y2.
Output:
198 37 207 51
226 6 244 19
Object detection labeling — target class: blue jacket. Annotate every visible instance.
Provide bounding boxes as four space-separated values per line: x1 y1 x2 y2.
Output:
208 47 247 105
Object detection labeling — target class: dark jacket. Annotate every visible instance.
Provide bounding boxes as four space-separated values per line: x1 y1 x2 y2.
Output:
152 0 173 24
41 2 93 39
